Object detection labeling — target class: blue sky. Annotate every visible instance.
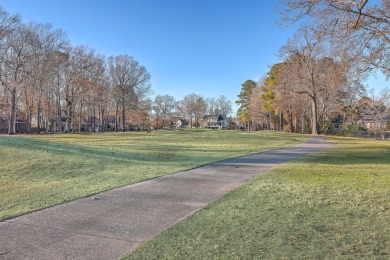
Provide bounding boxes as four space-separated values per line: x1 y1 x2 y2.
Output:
1 1 388 112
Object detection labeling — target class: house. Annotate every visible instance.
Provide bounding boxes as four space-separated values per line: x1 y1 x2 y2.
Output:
175 118 189 128
15 119 28 133
0 116 7 133
170 117 189 128
330 115 343 132
358 100 389 132
0 117 29 133
203 115 228 129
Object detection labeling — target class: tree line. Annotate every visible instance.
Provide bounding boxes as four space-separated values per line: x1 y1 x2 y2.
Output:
152 93 232 129
237 0 390 136
0 7 233 134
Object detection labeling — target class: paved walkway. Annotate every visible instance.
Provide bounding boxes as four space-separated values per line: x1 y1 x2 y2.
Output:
0 136 335 260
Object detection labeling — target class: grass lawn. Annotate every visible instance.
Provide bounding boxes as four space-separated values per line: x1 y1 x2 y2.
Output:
125 136 390 259
0 129 306 221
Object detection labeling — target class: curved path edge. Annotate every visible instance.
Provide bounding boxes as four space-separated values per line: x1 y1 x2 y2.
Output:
0 136 335 260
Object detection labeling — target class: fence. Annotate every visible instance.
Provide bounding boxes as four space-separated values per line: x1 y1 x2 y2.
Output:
349 131 390 140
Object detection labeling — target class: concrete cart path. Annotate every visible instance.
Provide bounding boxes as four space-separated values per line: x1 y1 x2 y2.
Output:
0 136 335 260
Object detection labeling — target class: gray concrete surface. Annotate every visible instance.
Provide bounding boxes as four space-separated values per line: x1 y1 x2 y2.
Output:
0 136 335 260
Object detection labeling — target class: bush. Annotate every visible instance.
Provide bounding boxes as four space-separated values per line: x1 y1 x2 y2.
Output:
340 121 364 136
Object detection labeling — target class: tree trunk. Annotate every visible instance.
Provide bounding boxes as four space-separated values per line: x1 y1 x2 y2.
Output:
67 103 73 133
288 110 294 133
115 104 119 132
56 77 62 133
279 111 283 131
310 96 319 135
37 97 41 133
122 101 126 132
72 104 76 133
8 88 16 135
28 106 32 134
45 102 49 133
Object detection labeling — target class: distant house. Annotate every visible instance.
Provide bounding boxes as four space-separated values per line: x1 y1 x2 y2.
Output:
330 115 343 132
0 117 29 133
203 115 228 129
170 117 189 128
0 117 7 133
15 119 28 133
358 100 389 131
175 118 189 128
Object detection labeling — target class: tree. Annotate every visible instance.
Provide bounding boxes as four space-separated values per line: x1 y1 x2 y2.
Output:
107 54 150 131
81 53 108 132
26 22 67 133
62 46 97 132
236 80 257 130
216 95 232 116
249 84 269 130
181 93 205 128
260 64 281 130
280 0 390 77
0 19 31 135
152 94 176 128
0 6 153 134
279 28 348 134
0 8 20 134
0 7 19 48
205 97 217 115
194 96 205 127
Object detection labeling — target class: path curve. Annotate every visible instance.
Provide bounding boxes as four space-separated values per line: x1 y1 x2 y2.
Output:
0 136 335 260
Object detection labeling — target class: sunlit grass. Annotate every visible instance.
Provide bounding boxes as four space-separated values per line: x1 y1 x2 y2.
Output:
125 136 390 259
0 129 306 221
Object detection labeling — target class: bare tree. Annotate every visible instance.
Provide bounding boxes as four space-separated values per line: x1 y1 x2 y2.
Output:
152 94 176 128
26 22 67 133
0 20 31 134
0 6 154 135
107 54 150 131
205 97 218 115
80 53 108 132
62 46 95 132
0 9 20 133
194 97 205 127
51 50 69 132
0 7 19 47
92 55 109 132
181 93 205 128
152 96 162 128
249 85 269 130
279 28 348 134
280 0 390 77
216 95 232 116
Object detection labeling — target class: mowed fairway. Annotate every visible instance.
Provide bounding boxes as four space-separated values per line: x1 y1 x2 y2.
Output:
125 136 390 259
0 129 306 221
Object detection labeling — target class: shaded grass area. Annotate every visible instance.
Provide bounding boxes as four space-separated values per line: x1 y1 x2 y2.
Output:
0 129 306 221
125 136 390 259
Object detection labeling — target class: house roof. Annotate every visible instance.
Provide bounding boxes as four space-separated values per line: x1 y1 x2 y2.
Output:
203 115 226 121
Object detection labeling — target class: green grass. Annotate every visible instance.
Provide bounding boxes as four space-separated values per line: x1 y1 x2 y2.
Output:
124 136 390 259
0 129 306 221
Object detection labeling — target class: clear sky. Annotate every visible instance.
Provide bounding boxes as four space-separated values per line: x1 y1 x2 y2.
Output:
1 1 388 113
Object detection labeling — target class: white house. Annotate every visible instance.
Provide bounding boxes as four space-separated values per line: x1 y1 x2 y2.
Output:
203 115 228 129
